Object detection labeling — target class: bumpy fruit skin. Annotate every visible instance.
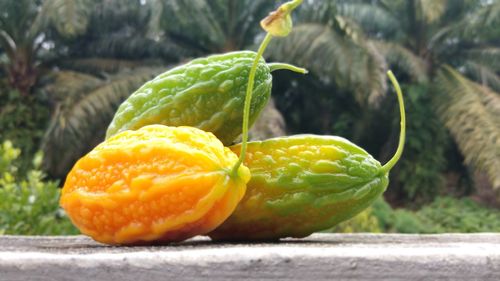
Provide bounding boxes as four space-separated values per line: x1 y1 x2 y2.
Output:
106 51 272 145
209 135 387 241
60 125 250 245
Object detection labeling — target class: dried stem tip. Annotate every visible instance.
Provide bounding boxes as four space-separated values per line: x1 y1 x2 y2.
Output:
260 0 303 37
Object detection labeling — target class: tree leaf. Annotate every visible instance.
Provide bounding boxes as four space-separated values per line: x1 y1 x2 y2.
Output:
57 58 159 75
464 61 500 93
41 67 163 178
435 65 500 192
267 23 386 107
335 2 400 37
464 48 500 72
419 0 448 23
41 70 102 102
160 0 226 52
373 40 428 83
34 0 91 38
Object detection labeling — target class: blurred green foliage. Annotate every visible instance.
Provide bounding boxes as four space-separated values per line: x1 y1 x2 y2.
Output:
335 197 500 234
416 197 500 233
0 88 49 175
0 141 78 235
393 85 450 203
329 206 382 233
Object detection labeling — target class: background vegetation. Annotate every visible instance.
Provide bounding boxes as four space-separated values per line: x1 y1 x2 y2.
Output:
1 0 499 235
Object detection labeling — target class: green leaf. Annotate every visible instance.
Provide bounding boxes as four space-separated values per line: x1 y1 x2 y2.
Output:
373 41 428 83
435 1 500 43
464 48 500 72
464 61 500 94
419 0 448 23
33 0 91 38
267 23 386 107
57 58 157 75
435 65 500 193
41 70 102 102
160 0 226 52
0 140 78 235
335 2 400 36
41 67 163 178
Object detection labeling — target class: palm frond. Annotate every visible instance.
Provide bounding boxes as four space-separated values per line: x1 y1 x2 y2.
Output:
73 35 198 61
53 0 199 61
32 0 91 38
361 40 388 106
145 0 164 40
41 67 163 178
159 0 272 53
297 0 338 26
434 65 500 192
160 0 226 52
464 61 500 93
57 58 158 75
0 0 40 42
440 1 500 43
41 70 102 102
85 0 151 34
373 41 428 83
335 2 400 37
267 23 387 107
476 0 500 27
477 85 500 126
419 0 448 23
207 0 274 50
464 48 500 72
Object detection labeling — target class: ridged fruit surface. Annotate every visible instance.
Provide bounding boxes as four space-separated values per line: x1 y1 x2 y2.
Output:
61 125 250 245
210 135 387 241
106 51 272 145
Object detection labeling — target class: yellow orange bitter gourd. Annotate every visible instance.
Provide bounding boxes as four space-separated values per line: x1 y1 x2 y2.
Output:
60 126 249 245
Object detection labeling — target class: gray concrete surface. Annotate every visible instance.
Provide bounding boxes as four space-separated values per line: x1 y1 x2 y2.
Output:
1 233 500 280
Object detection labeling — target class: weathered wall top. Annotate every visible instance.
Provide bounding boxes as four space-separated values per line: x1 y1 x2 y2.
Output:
1 233 500 280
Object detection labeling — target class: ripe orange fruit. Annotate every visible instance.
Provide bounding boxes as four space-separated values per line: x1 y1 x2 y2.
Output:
60 125 250 245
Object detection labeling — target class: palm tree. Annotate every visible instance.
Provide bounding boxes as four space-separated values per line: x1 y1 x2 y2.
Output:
0 0 181 178
0 0 44 95
373 0 498 201
272 0 500 202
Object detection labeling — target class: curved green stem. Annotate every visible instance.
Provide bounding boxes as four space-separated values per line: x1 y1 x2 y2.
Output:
231 33 274 177
381 71 406 174
268 63 308 74
231 0 304 177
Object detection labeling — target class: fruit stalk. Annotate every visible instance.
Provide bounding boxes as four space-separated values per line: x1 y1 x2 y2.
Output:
381 70 406 174
231 33 273 177
231 0 305 177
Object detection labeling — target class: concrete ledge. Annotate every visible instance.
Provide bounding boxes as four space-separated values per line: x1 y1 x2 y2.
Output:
1 233 500 280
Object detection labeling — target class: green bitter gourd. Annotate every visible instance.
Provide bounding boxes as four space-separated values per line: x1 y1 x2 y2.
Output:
210 71 405 240
106 51 305 145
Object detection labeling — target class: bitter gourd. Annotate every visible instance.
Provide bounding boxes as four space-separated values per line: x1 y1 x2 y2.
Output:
60 125 250 245
106 51 305 145
210 71 405 240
